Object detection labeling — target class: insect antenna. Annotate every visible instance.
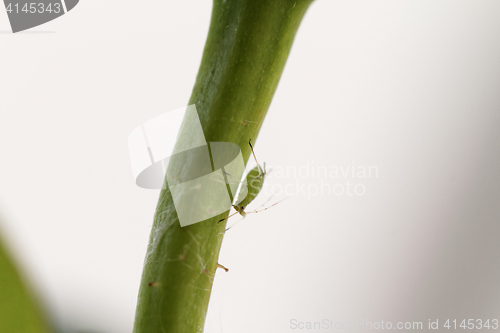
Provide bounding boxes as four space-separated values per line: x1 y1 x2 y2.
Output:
218 211 239 223
247 196 290 215
225 197 290 231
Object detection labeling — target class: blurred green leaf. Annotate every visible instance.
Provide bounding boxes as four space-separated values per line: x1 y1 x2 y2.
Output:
0 230 52 333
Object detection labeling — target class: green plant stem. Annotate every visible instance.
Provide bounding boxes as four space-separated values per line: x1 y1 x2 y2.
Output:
133 0 313 332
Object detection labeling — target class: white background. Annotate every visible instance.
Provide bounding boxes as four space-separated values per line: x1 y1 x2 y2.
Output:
1 1 500 332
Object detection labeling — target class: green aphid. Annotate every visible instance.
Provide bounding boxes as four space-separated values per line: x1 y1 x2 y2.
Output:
235 162 266 217
219 139 266 223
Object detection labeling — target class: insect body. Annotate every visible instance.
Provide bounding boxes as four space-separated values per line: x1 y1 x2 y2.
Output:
219 139 265 222
232 139 266 217
219 139 284 230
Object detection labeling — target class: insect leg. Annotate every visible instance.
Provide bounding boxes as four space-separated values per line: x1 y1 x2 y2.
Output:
249 139 264 176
